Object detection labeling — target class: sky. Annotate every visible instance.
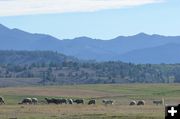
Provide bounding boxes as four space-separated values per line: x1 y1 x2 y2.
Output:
0 0 179 40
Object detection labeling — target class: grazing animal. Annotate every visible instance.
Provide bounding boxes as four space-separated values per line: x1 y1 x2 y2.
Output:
88 99 96 105
45 98 55 104
129 100 137 106
102 99 114 105
32 98 38 104
58 98 67 104
73 99 84 104
51 98 60 104
153 98 164 105
137 100 145 106
0 96 5 104
45 98 67 104
68 99 73 104
19 98 32 104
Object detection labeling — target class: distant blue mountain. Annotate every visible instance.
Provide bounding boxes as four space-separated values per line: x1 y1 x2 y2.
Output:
0 24 180 63
120 43 180 64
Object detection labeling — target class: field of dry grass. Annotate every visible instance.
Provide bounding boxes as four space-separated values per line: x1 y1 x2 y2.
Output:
0 84 179 119
0 105 164 119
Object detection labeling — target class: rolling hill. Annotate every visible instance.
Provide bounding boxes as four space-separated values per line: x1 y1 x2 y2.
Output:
0 50 77 65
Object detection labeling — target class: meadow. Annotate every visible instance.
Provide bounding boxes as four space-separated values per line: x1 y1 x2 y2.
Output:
0 84 180 119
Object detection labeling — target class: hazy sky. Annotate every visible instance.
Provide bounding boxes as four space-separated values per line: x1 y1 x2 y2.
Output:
0 0 179 39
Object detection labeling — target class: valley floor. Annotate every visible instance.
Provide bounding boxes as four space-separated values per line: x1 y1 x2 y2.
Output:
0 84 179 119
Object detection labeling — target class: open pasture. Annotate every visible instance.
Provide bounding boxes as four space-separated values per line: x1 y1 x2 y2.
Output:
0 84 180 119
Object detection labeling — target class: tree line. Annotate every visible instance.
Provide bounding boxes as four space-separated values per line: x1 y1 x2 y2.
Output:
0 61 180 84
0 50 180 84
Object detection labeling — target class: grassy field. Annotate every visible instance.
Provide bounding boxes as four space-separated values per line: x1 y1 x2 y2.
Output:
0 84 180 119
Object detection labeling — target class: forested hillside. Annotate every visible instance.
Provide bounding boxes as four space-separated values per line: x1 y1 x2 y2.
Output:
0 50 77 65
0 50 180 87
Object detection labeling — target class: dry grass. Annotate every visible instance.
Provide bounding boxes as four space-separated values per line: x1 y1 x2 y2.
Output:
0 86 120 98
0 84 179 119
0 105 164 119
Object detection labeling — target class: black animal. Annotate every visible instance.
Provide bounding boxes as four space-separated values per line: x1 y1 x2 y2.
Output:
73 99 84 104
52 98 60 104
137 100 145 106
45 98 55 104
45 98 67 104
19 98 32 104
0 96 5 104
88 99 96 105
57 98 67 104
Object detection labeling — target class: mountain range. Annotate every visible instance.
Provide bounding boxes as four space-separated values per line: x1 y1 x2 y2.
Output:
0 24 180 64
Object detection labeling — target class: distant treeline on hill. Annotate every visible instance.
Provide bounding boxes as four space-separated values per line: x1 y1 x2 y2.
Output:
0 50 180 86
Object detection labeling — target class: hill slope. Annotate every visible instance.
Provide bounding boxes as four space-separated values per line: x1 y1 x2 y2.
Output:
1 24 180 63
0 50 180 86
120 43 180 64
0 50 77 65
